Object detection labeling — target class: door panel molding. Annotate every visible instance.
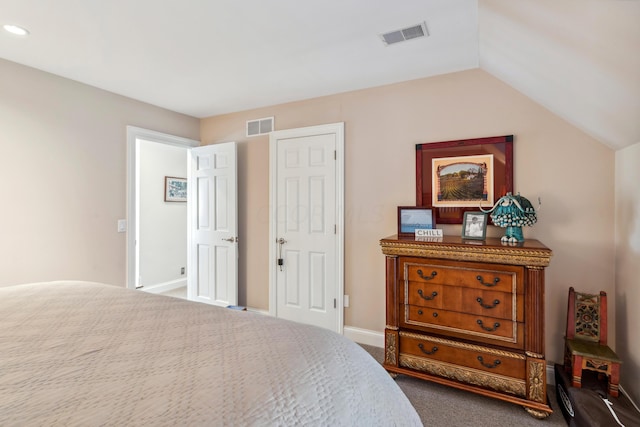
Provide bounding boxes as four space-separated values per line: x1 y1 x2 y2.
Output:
188 142 238 306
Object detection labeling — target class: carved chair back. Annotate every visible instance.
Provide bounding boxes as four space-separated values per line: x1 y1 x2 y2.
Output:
566 287 608 345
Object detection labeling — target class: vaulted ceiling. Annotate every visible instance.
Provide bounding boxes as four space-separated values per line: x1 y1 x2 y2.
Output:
1 0 638 150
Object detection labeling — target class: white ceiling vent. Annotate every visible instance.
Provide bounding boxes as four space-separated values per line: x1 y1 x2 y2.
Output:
246 116 274 137
380 22 429 46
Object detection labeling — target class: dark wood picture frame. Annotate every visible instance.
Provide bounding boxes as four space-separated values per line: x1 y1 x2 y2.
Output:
397 206 435 237
416 135 513 224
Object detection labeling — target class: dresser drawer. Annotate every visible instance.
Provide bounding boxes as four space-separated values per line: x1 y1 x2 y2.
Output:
406 282 444 309
404 259 523 294
399 331 526 380
406 283 521 321
403 305 524 347
456 287 521 320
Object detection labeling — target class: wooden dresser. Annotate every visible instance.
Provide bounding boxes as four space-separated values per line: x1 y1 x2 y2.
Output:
380 235 553 418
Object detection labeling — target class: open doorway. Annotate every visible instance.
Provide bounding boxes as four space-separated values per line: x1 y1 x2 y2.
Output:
126 126 198 294
138 141 189 295
126 127 239 308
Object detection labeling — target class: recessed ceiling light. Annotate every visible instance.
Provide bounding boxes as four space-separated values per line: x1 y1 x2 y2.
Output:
3 24 30 36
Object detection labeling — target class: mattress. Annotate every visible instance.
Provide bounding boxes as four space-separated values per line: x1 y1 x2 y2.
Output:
0 281 421 426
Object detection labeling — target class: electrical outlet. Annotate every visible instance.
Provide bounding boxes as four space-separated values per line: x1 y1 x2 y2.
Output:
344 295 350 307
180 267 185 275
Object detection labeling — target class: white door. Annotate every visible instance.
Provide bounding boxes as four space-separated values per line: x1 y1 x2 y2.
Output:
269 123 344 333
188 142 238 307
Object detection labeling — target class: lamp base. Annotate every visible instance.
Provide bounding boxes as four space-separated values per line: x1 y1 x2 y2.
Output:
501 226 524 243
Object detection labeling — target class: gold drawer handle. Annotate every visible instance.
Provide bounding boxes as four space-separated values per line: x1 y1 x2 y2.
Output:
476 297 500 309
476 275 500 287
417 269 437 281
476 319 500 332
418 289 438 301
418 343 438 355
477 356 501 369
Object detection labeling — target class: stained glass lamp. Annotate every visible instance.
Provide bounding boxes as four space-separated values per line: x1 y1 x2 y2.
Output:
481 193 537 243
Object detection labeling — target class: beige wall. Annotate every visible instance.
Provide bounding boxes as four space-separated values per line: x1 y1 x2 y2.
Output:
615 142 640 403
201 68 616 368
0 58 199 287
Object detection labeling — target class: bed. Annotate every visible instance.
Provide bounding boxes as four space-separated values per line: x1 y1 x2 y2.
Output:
0 281 421 426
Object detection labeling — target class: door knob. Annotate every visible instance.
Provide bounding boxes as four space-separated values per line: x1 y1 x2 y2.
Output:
223 237 237 242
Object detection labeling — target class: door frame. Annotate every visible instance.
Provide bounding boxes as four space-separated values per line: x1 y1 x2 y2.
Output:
126 126 199 290
268 122 345 333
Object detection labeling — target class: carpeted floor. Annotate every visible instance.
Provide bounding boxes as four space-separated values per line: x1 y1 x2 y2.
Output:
360 344 568 427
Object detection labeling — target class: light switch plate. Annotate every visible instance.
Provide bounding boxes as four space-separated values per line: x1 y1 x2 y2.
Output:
117 219 127 233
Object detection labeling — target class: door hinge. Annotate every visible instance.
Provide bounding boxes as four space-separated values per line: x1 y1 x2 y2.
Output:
334 150 336 160
334 224 337 234
334 298 337 309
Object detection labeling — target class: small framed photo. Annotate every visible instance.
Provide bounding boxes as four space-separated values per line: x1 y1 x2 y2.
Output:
164 176 188 202
461 212 488 240
398 206 435 237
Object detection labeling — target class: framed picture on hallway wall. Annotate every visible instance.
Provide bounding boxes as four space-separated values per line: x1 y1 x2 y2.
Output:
164 176 187 202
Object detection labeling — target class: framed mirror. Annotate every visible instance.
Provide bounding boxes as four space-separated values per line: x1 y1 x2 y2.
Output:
416 135 513 224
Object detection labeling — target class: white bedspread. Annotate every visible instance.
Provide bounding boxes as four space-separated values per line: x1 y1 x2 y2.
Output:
0 281 421 426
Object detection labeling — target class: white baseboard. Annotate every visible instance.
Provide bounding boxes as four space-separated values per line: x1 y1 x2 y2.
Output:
140 279 186 294
343 326 384 348
547 364 555 386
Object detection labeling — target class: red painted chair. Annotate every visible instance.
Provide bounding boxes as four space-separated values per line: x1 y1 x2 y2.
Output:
564 287 622 397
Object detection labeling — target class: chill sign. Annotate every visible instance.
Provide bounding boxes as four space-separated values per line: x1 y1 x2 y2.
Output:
415 229 443 237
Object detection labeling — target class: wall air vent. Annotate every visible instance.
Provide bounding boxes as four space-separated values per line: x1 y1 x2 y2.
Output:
246 116 274 137
380 22 429 46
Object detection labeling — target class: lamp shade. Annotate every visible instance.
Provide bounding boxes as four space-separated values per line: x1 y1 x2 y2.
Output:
481 193 537 242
